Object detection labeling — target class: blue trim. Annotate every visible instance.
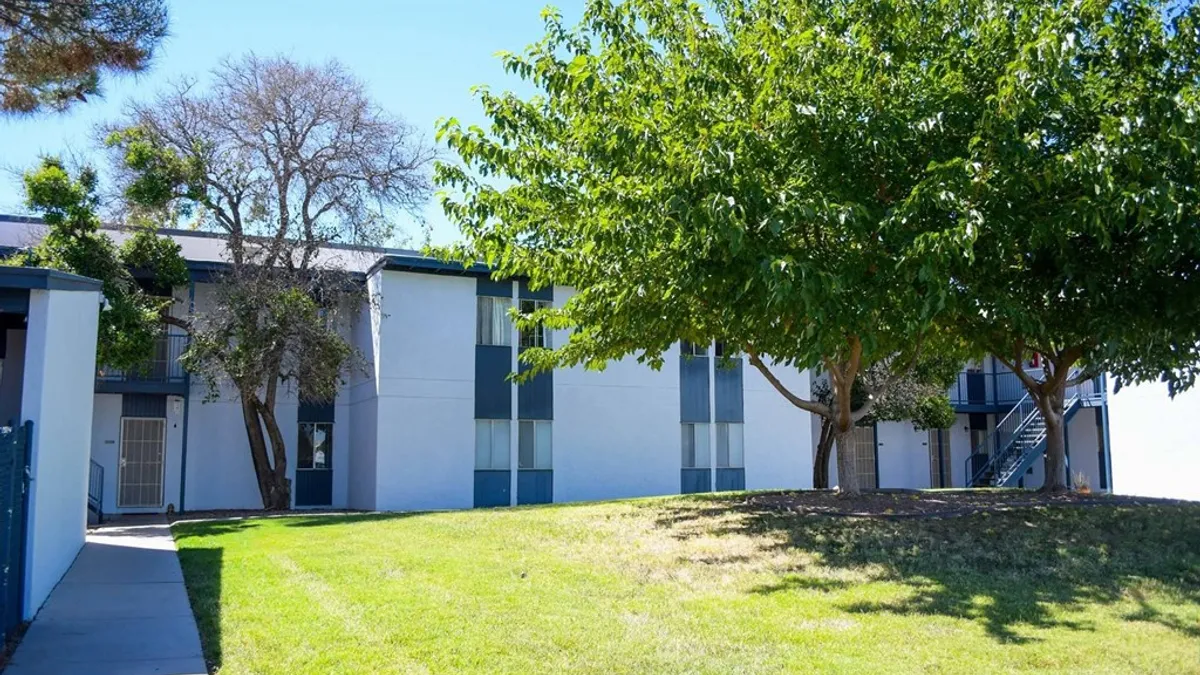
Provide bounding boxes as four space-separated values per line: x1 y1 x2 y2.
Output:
715 468 745 492
475 345 513 419
122 393 167 417
517 470 553 505
476 277 513 298
681 468 711 494
1100 402 1113 491
0 266 102 292
0 289 28 315
96 380 188 396
295 469 333 507
298 401 335 423
518 279 553 301
714 360 744 423
679 356 710 423
178 280 194 513
474 470 511 507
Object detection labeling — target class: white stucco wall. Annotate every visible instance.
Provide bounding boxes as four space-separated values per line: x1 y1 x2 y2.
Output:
744 359 811 491
21 287 100 618
1109 380 1200 500
553 345 682 503
370 270 476 511
876 421 931 489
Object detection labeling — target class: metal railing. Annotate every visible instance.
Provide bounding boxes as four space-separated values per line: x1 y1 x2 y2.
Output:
87 459 104 523
962 369 1107 487
96 333 188 385
948 367 1107 408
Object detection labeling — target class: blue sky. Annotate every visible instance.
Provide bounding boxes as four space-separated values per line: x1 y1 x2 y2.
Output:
0 0 586 245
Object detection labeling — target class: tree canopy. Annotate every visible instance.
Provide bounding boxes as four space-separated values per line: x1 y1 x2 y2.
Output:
15 157 186 370
107 55 435 509
437 0 989 493
0 0 168 113
944 0 1200 489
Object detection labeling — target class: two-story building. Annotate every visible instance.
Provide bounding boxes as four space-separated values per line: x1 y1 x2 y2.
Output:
0 216 1112 516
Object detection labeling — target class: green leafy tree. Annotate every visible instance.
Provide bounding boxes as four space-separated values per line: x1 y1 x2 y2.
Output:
437 0 993 494
107 55 435 509
0 0 168 113
811 355 960 489
946 0 1200 490
15 156 186 369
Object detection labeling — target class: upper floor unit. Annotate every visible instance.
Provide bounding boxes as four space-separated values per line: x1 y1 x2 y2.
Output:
948 358 1107 413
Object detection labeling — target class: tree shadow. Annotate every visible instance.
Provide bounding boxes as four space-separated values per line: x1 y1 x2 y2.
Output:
649 498 1200 644
175 546 223 671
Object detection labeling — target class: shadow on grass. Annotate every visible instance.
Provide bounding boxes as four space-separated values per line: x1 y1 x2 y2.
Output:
649 496 1200 644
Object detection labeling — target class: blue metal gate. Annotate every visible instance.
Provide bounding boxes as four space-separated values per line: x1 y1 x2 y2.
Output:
0 421 32 641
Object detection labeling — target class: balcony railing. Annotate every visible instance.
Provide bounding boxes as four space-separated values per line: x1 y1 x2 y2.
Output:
96 333 189 387
947 368 1107 408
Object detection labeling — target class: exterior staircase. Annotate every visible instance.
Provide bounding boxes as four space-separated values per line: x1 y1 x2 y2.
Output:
966 374 1104 488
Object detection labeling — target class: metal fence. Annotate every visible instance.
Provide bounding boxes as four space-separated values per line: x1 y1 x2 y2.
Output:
96 333 189 385
0 422 32 642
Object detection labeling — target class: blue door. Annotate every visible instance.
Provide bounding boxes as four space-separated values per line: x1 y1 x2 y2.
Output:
296 422 333 507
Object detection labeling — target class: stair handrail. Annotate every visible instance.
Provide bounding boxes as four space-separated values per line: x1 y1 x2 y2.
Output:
87 459 104 523
966 366 1095 487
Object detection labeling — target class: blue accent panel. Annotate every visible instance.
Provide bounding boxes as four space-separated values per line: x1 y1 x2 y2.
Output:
681 468 711 494
122 394 166 418
475 345 512 419
0 289 29 315
517 470 553 505
477 277 513 298
714 360 744 423
679 356 710 423
474 470 511 507
97 380 188 396
716 468 746 492
295 470 332 506
298 401 335 423
518 280 553 301
517 352 553 420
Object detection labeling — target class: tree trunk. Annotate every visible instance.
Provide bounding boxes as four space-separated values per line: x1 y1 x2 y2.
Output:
833 424 860 496
256 400 291 508
1037 385 1068 493
240 393 290 510
813 418 834 489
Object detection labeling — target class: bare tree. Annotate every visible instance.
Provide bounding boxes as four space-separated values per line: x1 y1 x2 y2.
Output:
106 54 435 509
0 0 168 113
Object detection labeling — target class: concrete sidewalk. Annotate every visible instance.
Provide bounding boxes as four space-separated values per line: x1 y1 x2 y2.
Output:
5 516 207 675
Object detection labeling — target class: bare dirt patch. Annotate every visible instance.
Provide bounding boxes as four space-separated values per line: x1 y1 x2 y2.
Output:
738 489 1188 518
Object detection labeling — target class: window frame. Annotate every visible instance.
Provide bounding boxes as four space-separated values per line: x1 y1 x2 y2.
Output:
298 422 334 470
715 422 744 469
681 422 711 468
680 340 708 357
474 419 512 470
518 299 551 349
518 420 553 470
476 296 513 347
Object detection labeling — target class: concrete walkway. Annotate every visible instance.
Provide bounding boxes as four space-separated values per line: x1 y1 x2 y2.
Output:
5 516 207 675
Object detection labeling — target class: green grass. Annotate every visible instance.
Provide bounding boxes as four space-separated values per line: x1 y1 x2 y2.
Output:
172 494 1200 674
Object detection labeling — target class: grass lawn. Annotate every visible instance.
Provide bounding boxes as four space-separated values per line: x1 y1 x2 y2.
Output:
172 493 1200 674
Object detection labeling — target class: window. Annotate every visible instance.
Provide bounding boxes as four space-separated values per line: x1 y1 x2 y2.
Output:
475 419 511 470
681 341 708 357
476 296 512 346
518 420 552 469
716 423 744 468
519 299 551 349
298 422 333 469
681 422 711 468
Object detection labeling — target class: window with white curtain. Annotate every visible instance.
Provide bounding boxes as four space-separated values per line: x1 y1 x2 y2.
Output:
716 422 744 468
519 299 551 349
518 420 552 469
476 296 512 346
474 419 511 470
681 422 711 468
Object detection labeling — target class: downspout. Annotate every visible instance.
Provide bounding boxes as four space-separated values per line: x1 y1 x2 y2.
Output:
178 278 195 512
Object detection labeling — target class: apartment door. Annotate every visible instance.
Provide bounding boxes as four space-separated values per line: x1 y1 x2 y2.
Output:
118 417 166 508
966 363 987 405
296 422 333 507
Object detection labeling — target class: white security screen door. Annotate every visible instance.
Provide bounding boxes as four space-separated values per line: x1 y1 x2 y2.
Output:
118 417 166 508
